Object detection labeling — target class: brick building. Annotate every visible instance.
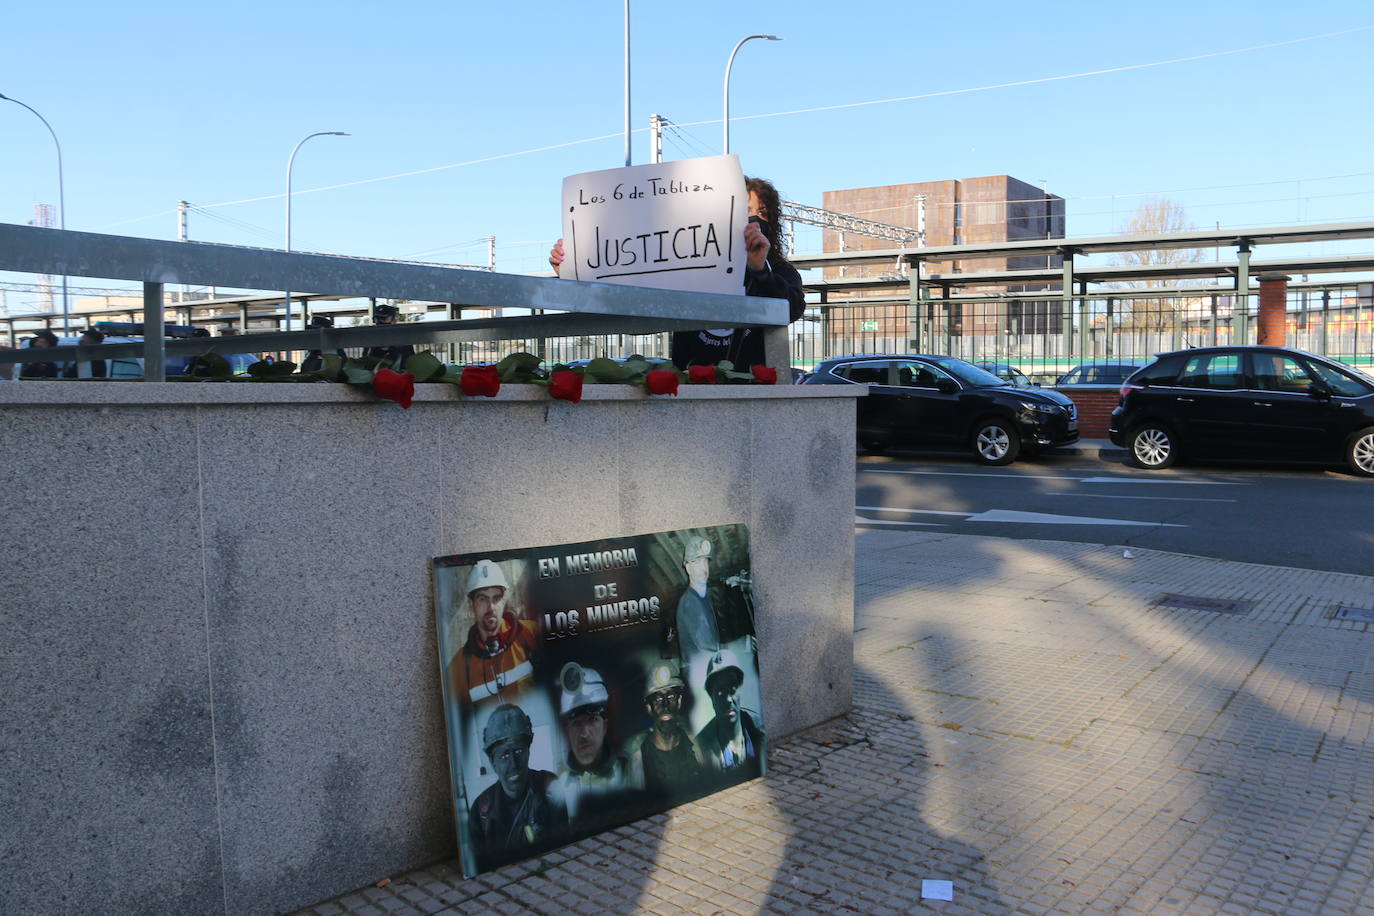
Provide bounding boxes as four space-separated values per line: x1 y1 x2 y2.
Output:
821 175 1066 339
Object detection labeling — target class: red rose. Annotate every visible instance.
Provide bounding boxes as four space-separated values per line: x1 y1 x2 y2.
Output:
646 368 680 396
460 364 501 397
688 364 717 385
373 368 415 409
549 369 584 404
751 365 778 385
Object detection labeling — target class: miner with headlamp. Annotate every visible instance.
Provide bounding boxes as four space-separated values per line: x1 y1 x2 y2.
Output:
449 559 539 708
554 662 635 818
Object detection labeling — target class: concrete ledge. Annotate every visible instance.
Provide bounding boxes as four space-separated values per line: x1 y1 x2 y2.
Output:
0 380 864 406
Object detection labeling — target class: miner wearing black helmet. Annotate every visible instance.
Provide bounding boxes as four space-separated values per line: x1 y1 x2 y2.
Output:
468 703 566 861
695 648 764 782
626 661 703 801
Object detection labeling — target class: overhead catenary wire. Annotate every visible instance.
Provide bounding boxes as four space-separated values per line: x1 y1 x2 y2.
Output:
181 24 1372 212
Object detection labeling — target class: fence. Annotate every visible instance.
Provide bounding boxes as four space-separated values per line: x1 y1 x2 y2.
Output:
0 224 791 378
807 283 1373 383
4 223 1372 384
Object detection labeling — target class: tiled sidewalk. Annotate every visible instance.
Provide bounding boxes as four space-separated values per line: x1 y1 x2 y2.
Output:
298 531 1374 915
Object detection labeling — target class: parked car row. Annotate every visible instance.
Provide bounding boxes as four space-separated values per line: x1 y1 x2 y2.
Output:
804 346 1374 476
1110 345 1374 477
800 354 1079 465
973 361 1148 388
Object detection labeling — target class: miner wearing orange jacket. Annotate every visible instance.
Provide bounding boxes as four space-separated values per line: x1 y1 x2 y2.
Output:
449 559 540 707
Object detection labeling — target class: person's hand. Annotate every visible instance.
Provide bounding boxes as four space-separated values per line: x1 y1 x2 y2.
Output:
744 222 769 272
549 238 565 275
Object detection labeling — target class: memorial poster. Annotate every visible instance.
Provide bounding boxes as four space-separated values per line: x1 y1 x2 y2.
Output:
558 155 748 294
433 525 765 877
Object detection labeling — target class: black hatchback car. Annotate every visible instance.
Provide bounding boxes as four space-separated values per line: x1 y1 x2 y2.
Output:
1109 345 1374 476
801 354 1079 464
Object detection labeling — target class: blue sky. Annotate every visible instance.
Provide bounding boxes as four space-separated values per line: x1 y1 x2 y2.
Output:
3 0 1373 300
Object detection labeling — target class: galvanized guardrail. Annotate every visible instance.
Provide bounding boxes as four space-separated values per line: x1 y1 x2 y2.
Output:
0 223 790 380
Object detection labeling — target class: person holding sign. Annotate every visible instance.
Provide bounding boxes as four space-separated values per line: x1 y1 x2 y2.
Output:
548 174 805 371
667 176 805 371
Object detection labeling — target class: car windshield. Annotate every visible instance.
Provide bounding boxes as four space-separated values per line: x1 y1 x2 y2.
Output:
929 357 1008 387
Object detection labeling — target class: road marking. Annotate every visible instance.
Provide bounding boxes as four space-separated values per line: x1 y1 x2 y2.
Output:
966 509 1186 527
1046 493 1236 503
854 515 942 527
1078 476 1248 486
856 505 1186 526
858 468 1248 487
860 469 1076 482
856 506 968 516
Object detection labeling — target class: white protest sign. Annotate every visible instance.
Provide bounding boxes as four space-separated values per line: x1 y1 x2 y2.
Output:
559 155 748 295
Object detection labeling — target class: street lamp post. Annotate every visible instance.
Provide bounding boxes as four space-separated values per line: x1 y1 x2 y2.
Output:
284 131 348 331
1 92 69 334
722 34 781 155
624 0 632 167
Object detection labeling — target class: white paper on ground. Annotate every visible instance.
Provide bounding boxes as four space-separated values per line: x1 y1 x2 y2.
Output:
921 879 954 901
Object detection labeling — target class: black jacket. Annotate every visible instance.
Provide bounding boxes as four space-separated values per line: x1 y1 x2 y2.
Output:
670 258 806 370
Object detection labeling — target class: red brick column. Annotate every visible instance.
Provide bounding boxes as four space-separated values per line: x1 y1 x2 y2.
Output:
1054 388 1118 438
1257 273 1290 346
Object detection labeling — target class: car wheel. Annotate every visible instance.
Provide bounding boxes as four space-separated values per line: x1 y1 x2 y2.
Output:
1346 427 1374 477
971 419 1020 466
1128 423 1177 469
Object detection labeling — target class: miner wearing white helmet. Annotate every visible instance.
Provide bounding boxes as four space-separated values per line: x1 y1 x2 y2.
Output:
674 535 721 666
553 662 638 818
449 559 540 708
695 648 765 782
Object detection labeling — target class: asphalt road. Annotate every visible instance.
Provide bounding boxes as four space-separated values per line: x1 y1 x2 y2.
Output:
855 445 1374 576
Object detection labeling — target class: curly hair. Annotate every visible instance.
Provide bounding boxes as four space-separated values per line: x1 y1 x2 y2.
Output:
745 175 789 263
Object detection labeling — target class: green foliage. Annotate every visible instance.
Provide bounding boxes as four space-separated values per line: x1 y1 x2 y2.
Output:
247 359 299 378
495 352 545 383
582 357 628 383
402 351 444 382
343 365 374 385
315 353 345 382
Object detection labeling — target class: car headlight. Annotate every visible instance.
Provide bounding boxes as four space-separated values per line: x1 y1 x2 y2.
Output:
1018 401 1061 415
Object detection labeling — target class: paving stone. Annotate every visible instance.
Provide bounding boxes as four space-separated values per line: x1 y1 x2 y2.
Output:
266 535 1374 916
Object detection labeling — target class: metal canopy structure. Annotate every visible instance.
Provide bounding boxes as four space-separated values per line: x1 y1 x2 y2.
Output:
788 218 1374 357
791 219 1374 269
780 200 922 246
802 253 1374 295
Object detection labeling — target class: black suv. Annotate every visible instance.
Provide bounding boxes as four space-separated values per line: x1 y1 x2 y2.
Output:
1109 345 1374 476
801 354 1079 465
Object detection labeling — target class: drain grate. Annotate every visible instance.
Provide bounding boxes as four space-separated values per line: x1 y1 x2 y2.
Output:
1332 605 1374 623
1152 593 1254 615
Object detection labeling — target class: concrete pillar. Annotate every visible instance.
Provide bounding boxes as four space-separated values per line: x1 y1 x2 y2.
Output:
1257 273 1290 346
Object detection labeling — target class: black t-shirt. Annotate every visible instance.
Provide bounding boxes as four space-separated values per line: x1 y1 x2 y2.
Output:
670 258 807 370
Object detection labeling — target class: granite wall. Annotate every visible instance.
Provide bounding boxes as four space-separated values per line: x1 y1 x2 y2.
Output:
0 381 859 916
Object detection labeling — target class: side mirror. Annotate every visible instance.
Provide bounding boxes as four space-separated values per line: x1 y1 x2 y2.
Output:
936 379 959 395
1309 381 1332 401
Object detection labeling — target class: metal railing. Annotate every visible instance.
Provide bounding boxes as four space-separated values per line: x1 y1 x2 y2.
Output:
0 224 790 379
797 283 1373 382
